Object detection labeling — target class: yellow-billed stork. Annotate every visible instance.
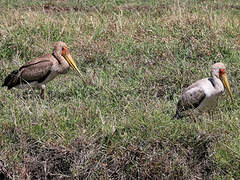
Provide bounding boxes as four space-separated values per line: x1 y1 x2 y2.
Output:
176 62 234 118
2 41 81 99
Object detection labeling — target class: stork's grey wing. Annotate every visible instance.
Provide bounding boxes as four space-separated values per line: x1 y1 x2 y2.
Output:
177 86 206 113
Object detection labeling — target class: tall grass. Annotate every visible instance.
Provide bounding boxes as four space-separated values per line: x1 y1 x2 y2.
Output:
0 0 240 179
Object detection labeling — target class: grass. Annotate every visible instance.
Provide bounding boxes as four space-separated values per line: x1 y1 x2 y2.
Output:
0 0 240 179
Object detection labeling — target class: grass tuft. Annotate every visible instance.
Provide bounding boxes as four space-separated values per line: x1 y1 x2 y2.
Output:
0 0 240 179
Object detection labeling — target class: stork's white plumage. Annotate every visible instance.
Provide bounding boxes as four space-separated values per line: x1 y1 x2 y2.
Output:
176 62 234 118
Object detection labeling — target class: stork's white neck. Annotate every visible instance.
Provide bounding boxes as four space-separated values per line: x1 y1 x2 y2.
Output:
212 75 224 93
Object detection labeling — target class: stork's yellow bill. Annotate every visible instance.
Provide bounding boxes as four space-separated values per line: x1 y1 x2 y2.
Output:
219 70 234 102
62 47 81 75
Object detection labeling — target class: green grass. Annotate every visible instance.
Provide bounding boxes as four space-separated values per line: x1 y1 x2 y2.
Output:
0 0 240 179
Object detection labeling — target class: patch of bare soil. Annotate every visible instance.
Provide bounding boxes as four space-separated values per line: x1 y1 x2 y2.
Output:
41 3 90 12
211 4 240 11
25 3 94 13
118 4 169 12
24 3 170 14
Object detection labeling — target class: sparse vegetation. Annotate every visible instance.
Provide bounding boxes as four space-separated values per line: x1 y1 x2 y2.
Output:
0 0 240 179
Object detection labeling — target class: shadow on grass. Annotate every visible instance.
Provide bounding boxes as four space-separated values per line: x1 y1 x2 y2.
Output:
0 131 220 179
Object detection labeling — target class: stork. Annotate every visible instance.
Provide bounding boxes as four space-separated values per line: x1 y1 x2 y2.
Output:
176 62 234 118
2 41 81 99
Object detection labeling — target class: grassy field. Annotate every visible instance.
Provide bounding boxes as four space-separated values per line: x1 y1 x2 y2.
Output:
0 0 240 179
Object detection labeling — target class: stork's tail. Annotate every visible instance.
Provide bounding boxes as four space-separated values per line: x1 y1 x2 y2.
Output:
2 70 20 89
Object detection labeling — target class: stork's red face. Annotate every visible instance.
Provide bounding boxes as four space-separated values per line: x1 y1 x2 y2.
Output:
62 46 68 56
219 68 226 78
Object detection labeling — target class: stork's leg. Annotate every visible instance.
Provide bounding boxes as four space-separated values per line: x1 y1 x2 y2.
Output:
40 85 47 99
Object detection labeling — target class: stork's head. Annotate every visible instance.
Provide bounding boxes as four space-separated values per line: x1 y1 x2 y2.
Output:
53 41 81 74
211 62 234 102
211 62 226 78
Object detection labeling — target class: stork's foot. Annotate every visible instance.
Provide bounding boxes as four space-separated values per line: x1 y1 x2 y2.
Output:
40 87 47 99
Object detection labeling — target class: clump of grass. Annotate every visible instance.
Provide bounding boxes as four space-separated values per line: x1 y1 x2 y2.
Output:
1 0 240 179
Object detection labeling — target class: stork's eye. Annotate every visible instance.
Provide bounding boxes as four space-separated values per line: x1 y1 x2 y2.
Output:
62 47 67 56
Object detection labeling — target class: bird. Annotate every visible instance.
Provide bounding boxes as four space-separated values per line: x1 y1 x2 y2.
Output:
2 41 81 99
176 62 234 118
